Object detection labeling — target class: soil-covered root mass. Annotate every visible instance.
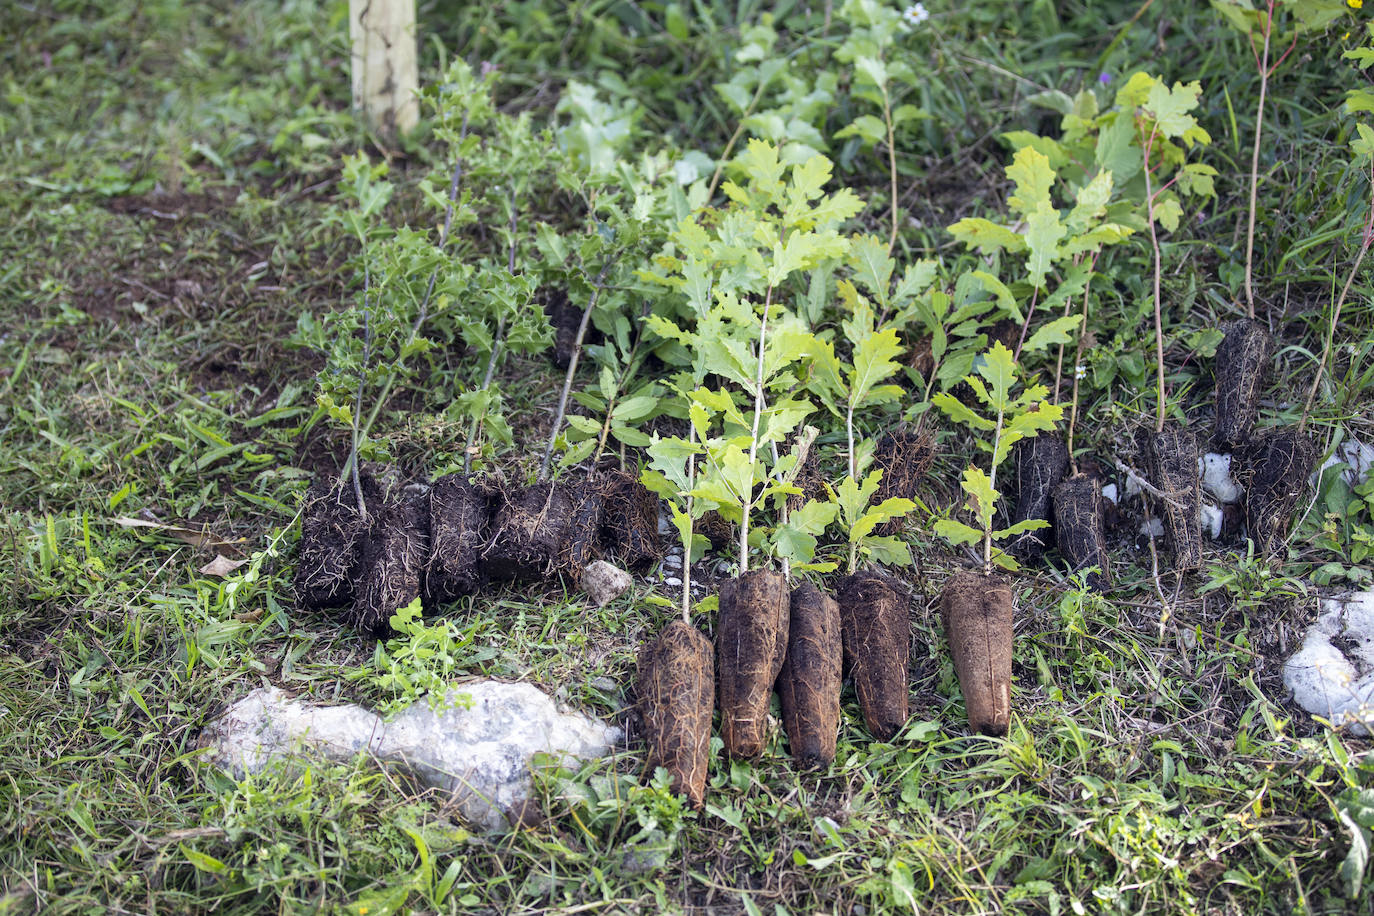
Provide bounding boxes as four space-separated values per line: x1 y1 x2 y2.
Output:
423 474 491 607
1010 436 1069 561
352 491 431 638
295 473 381 613
636 620 714 809
1052 472 1111 591
872 429 937 534
837 569 910 741
778 581 842 769
717 568 791 759
1145 424 1203 571
1236 428 1318 556
597 469 661 569
543 288 599 370
562 483 606 581
1213 318 1272 451
940 570 1014 737
482 481 576 581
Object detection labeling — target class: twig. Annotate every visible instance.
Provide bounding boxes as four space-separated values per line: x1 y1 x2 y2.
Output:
739 284 776 573
882 83 900 253
540 257 618 479
1142 123 1167 434
463 190 521 475
1112 458 1188 511
1065 260 1096 476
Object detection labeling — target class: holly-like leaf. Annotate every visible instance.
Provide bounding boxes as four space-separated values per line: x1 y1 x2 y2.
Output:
849 326 905 410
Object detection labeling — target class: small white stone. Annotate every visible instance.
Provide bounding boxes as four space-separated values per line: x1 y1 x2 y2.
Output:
1124 474 1143 499
663 553 682 568
664 576 682 587
1200 503 1223 539
1101 483 1119 505
1284 592 1374 736
1311 438 1374 489
1139 518 1165 538
1200 452 1241 504
582 561 633 607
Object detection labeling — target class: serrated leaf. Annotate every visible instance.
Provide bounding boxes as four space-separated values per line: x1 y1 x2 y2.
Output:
793 499 839 535
834 472 882 530
1060 223 1134 259
1143 79 1205 141
1022 314 1084 354
993 518 1051 539
932 391 995 431
934 518 982 547
961 466 998 534
948 218 1027 255
849 327 905 409
1153 197 1183 233
1006 146 1056 218
863 535 913 567
855 56 888 89
976 341 1017 412
848 235 895 306
1066 170 1114 235
850 497 915 542
1024 202 1067 289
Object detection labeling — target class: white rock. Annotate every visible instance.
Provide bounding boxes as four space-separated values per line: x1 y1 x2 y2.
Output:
1101 483 1119 505
664 576 682 587
582 560 633 607
1311 438 1374 489
1200 453 1242 504
1124 473 1143 499
1284 592 1374 736
663 553 682 568
1200 503 1223 540
1139 518 1165 538
199 682 622 831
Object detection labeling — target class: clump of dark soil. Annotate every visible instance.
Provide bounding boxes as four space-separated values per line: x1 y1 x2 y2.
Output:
295 473 381 613
1213 319 1272 450
543 288 599 370
598 469 661 569
423 475 491 608
482 482 576 581
1145 424 1203 572
717 568 791 759
562 483 607 580
837 569 909 741
872 428 937 534
1236 428 1318 556
352 491 431 638
1010 436 1069 561
940 570 1014 737
1052 473 1111 591
637 620 715 808
697 510 735 549
778 582 842 769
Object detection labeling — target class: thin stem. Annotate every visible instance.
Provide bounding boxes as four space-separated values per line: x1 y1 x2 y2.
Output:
985 401 1006 574
882 83 900 253
1300 162 1374 432
706 79 773 202
1065 259 1095 476
1142 124 1167 433
682 446 696 624
740 284 775 574
1243 2 1274 321
1012 285 1040 362
541 257 618 479
463 317 504 476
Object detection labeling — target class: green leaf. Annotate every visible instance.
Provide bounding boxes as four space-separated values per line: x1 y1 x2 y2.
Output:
932 391 995 431
1340 809 1370 899
1022 314 1083 354
793 499 840 535
1153 197 1183 233
993 518 1050 539
848 235 895 307
850 497 915 542
612 395 658 422
864 535 913 567
854 56 889 89
1065 170 1114 235
934 518 982 547
1023 202 1067 289
948 218 1026 255
975 341 1017 412
849 327 905 410
961 465 997 534
1142 79 1209 144
1006 146 1056 218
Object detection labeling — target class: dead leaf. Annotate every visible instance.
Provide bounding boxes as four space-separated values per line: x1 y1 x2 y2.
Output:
200 555 248 577
109 517 242 553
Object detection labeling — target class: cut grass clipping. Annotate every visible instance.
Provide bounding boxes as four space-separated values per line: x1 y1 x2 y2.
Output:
1213 318 1272 450
1052 472 1111 591
637 619 714 809
837 568 909 741
295 472 381 613
778 581 842 769
1145 424 1203 572
1010 435 1069 562
940 569 1014 737
423 474 491 607
717 568 790 759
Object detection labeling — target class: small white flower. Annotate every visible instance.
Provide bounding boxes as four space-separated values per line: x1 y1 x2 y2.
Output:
902 3 930 26
1074 364 1087 380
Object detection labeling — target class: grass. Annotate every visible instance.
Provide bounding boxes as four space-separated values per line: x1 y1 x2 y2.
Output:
4 0 1374 913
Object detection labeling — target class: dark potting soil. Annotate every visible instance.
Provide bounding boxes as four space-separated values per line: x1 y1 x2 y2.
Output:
637 620 714 809
1010 436 1070 562
872 428 937 534
697 510 735 549
295 473 382 613
940 570 1014 737
598 469 661 569
543 288 600 370
1213 318 1272 451
352 491 431 638
1145 424 1203 572
1052 472 1111 591
778 581 842 768
563 483 607 581
482 481 577 581
717 568 791 759
837 568 910 741
1236 428 1317 556
423 474 491 608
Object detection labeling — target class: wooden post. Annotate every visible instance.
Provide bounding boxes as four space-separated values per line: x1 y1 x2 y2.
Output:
349 0 419 139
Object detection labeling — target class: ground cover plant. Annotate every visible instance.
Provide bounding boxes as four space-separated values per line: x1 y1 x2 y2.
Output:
9 0 1374 913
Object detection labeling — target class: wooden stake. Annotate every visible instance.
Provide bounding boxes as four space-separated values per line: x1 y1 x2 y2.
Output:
349 0 419 139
